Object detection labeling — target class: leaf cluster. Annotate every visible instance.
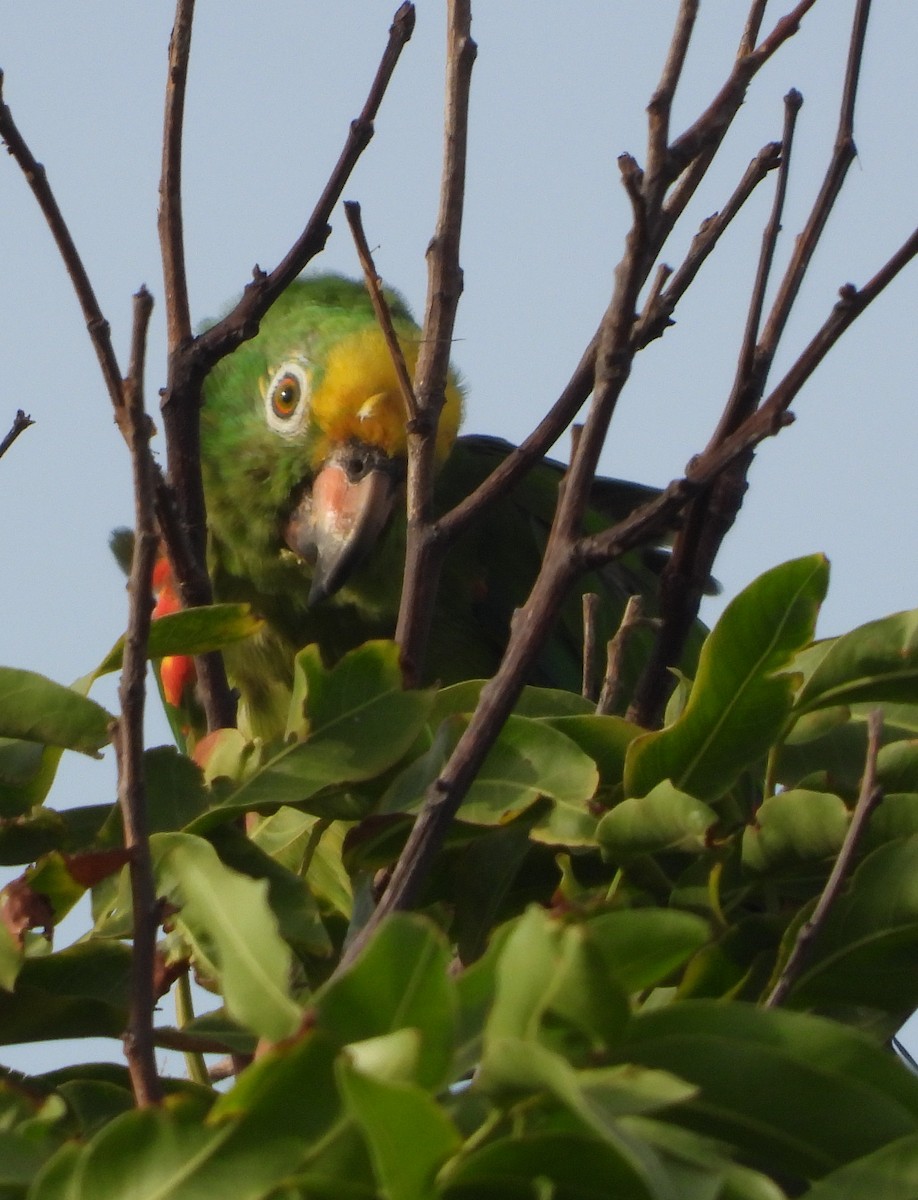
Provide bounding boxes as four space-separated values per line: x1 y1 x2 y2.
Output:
3 555 918 1195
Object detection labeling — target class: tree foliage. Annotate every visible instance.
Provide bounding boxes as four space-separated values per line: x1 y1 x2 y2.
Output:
1 3 918 1198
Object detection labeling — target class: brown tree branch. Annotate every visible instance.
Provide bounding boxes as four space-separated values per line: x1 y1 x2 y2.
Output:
395 0 476 686
344 200 419 424
597 596 647 717
645 0 699 210
765 709 884 1008
636 139 783 346
0 70 124 414
0 410 34 461
630 1 876 726
581 593 600 701
159 0 195 351
341 0 870 956
756 0 870 362
629 88 803 727
153 3 415 729
113 287 163 1108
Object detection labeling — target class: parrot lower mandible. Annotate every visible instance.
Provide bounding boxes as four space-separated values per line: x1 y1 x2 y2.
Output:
184 274 689 737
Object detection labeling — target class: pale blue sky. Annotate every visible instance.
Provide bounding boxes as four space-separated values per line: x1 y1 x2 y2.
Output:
0 4 915 1073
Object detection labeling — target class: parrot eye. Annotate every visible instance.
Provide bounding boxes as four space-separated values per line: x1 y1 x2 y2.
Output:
264 361 311 435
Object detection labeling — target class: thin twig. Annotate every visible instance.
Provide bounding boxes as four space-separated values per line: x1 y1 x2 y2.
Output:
0 70 124 413
344 200 419 424
645 0 699 211
765 709 885 1008
113 287 163 1107
581 593 600 701
0 410 34 461
756 0 870 362
630 0 874 728
637 140 783 346
159 0 195 350
597 596 646 717
190 3 416 376
395 0 476 686
342 0 855 954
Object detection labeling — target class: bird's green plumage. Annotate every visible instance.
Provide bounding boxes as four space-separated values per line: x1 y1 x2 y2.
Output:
199 274 693 737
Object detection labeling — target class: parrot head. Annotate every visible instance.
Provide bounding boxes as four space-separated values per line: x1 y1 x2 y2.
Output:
201 275 463 623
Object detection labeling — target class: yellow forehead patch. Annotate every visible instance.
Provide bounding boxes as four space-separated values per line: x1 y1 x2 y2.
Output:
310 327 462 463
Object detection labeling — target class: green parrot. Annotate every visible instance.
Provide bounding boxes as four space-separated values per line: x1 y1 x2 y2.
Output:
190 274 686 738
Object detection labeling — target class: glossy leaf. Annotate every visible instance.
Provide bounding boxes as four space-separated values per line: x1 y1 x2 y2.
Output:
613 1001 918 1180
192 645 433 829
95 603 263 676
384 714 598 833
153 832 302 1042
806 1133 918 1200
0 942 131 1044
786 834 918 1019
313 915 455 1090
597 781 719 860
441 1132 663 1200
795 608 918 714
625 556 828 801
0 668 113 756
338 1058 461 1200
742 790 850 872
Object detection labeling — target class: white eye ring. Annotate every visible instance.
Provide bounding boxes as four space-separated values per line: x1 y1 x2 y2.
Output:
264 360 311 436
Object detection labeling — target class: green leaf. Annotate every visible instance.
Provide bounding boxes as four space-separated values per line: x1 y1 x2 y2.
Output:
583 909 711 993
742 790 850 872
441 1132 663 1200
597 781 719 860
0 804 112 866
786 834 918 1020
806 1132 918 1200
207 824 332 960
153 832 302 1042
192 643 433 830
0 942 131 1044
338 1057 461 1200
625 556 828 801
483 906 631 1051
479 1037 697 1130
0 668 113 756
795 608 918 714
95 602 263 676
314 915 455 1090
613 1001 918 1180
384 714 598 836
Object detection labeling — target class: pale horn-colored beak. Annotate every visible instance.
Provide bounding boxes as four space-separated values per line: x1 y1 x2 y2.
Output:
283 442 403 607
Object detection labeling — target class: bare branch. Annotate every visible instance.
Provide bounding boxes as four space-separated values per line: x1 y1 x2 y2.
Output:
757 0 871 362
581 593 600 701
0 70 124 412
113 286 163 1107
597 596 646 717
765 709 885 1008
395 0 476 685
645 0 699 209
667 0 818 182
191 3 416 374
636 139 783 345
158 0 195 350
0 410 34 461
344 200 419 425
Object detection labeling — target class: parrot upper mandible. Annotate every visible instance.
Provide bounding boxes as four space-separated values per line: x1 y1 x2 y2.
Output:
193 274 686 737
